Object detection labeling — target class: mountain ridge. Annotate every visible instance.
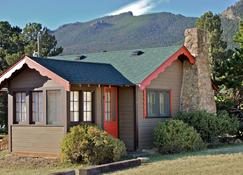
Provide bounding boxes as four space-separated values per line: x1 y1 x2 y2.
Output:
53 1 242 55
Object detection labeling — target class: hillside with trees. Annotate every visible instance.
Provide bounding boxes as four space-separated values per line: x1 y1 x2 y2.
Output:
52 0 243 55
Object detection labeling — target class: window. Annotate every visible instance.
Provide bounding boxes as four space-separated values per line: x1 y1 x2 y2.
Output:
147 89 170 117
15 92 27 123
32 91 43 123
70 91 79 122
104 90 111 121
104 89 116 122
47 90 62 125
83 91 92 122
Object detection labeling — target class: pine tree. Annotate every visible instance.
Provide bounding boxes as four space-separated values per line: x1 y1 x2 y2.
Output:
196 11 228 83
22 23 63 57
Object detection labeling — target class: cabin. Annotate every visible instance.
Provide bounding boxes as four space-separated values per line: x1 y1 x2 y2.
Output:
0 28 216 157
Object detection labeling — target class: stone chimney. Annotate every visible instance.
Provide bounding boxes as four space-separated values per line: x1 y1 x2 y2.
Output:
180 28 216 113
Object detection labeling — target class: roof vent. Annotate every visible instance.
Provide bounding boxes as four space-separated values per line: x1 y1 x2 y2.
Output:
79 55 87 60
132 50 144 56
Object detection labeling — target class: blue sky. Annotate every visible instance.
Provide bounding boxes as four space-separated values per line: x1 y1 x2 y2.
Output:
0 0 239 30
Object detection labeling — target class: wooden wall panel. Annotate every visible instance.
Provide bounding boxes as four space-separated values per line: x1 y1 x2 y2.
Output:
137 60 183 149
11 126 64 154
118 87 135 151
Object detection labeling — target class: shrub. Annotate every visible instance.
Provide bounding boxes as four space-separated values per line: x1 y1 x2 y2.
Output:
61 124 126 165
153 120 205 154
175 111 239 143
217 110 239 135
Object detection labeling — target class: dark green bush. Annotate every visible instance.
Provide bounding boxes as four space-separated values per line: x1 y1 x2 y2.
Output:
175 111 239 143
153 120 205 154
61 124 126 165
217 110 239 135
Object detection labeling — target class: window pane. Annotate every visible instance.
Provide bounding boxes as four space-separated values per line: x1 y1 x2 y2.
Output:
87 102 91 111
16 102 20 113
83 103 87 111
16 113 20 122
21 93 26 103
164 92 170 115
74 112 79 122
74 91 79 101
147 92 157 116
70 102 73 111
70 112 74 121
32 92 43 123
74 101 79 111
70 91 79 122
86 92 91 101
83 92 87 101
15 92 27 123
159 92 165 115
83 91 92 122
16 93 21 102
70 91 74 101
83 112 92 122
83 112 87 121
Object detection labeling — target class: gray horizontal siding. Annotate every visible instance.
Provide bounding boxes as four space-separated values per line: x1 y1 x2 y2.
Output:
119 87 134 151
137 60 183 149
11 126 64 154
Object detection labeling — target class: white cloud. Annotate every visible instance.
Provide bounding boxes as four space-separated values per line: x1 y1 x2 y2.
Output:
108 0 169 16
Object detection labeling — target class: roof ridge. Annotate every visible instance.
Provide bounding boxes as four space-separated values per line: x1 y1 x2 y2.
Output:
31 56 114 66
51 45 182 57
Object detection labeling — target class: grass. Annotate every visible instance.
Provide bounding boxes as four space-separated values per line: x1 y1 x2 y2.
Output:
0 151 81 175
1 144 243 175
111 153 243 175
108 144 243 175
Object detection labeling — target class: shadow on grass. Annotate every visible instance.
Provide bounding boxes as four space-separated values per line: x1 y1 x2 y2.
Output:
148 144 243 163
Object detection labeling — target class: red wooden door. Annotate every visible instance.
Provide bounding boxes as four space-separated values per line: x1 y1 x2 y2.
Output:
104 87 118 138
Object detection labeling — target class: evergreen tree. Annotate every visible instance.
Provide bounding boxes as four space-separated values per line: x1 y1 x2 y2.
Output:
234 21 243 48
216 21 243 113
0 21 24 69
196 11 229 83
0 21 63 133
22 23 63 57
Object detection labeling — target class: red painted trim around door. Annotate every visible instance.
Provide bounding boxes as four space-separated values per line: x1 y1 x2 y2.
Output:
103 87 118 138
139 46 195 90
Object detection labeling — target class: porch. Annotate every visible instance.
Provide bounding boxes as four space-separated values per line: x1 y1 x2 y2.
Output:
7 81 136 156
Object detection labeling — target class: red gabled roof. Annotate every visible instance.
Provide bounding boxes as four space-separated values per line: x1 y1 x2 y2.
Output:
139 46 195 90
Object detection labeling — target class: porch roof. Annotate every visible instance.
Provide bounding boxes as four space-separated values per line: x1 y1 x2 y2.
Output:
30 57 133 86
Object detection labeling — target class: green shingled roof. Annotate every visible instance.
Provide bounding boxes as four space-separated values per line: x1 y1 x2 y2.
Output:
52 45 181 84
31 57 132 86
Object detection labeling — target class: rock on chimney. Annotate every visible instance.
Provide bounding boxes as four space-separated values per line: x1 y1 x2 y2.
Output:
180 28 216 113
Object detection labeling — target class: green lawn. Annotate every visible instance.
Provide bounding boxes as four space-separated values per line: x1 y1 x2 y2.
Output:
108 144 243 175
1 144 243 175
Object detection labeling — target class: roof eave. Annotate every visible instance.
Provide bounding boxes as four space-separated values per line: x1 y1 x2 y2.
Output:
0 56 71 91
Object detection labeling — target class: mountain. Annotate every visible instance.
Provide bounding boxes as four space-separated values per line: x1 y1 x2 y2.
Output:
53 12 196 55
221 0 243 48
53 1 242 55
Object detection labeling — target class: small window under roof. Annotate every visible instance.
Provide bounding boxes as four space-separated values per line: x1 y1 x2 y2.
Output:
79 55 87 60
132 50 144 56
